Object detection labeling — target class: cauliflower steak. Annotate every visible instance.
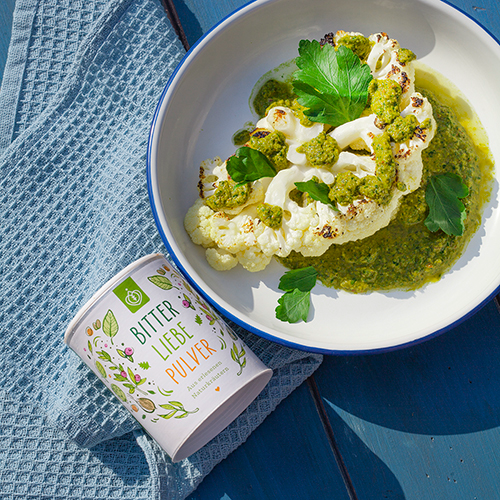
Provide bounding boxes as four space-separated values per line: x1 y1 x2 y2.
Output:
185 32 437 272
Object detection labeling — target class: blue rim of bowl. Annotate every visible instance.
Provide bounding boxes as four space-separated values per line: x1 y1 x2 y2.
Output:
147 0 500 355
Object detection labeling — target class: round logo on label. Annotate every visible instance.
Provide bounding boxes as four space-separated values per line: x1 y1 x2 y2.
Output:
125 289 143 306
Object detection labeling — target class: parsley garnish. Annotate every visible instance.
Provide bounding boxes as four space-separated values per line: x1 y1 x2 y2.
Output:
294 180 339 210
292 40 373 127
424 173 469 236
226 146 276 184
275 267 318 323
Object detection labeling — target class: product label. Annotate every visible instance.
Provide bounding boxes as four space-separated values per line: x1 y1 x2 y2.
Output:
68 256 271 460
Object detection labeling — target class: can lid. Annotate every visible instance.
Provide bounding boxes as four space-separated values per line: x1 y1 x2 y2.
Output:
64 253 165 345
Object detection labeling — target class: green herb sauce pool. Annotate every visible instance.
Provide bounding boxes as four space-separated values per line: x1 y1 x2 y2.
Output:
275 67 493 293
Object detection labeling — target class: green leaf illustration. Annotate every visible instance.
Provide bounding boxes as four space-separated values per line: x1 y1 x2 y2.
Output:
160 411 177 419
95 361 106 379
102 310 119 344
117 349 133 363
97 350 112 362
158 387 173 397
160 404 176 411
218 335 227 350
123 383 136 394
230 342 247 376
139 361 150 370
148 275 177 290
168 401 184 410
158 401 199 419
87 340 93 354
111 384 127 402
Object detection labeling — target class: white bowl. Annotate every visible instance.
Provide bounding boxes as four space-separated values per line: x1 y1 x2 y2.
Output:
147 0 500 354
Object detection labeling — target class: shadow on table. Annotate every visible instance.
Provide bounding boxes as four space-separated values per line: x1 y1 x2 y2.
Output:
324 401 407 500
317 298 500 436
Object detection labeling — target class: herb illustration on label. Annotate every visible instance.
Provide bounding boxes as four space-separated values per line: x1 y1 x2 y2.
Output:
80 263 251 423
85 330 200 423
230 342 247 376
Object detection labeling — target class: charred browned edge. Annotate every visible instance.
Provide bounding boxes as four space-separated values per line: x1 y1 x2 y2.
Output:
160 0 190 51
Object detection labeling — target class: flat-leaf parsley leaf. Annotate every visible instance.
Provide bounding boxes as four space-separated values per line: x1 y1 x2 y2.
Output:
292 40 373 127
424 173 468 236
276 267 318 323
276 289 311 323
226 146 276 184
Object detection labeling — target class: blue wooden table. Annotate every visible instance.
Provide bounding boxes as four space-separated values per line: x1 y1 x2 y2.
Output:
2 0 500 498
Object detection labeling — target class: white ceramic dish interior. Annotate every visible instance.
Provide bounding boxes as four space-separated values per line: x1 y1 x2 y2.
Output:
147 0 500 354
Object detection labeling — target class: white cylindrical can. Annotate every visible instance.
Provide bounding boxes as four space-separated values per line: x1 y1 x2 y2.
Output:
65 254 272 462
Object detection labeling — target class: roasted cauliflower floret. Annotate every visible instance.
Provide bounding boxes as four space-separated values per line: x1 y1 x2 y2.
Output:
254 165 331 257
209 209 260 255
236 248 273 272
184 198 216 248
197 156 266 216
324 31 416 108
367 32 416 108
205 248 238 271
197 156 226 199
255 106 325 166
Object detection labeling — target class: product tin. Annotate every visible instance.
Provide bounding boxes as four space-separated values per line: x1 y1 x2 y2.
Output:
65 254 272 462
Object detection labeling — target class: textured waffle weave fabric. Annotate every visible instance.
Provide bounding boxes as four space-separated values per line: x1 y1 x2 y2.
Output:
0 0 323 497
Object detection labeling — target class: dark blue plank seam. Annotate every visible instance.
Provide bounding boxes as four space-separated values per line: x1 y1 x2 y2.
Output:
160 0 190 51
307 375 359 500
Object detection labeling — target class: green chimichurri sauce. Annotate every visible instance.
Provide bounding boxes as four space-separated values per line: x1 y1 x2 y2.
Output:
279 86 491 293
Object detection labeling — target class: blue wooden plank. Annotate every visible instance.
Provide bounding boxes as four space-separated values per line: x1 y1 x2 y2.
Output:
173 0 247 41
450 0 500 39
0 0 15 83
187 381 352 500
315 299 500 499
